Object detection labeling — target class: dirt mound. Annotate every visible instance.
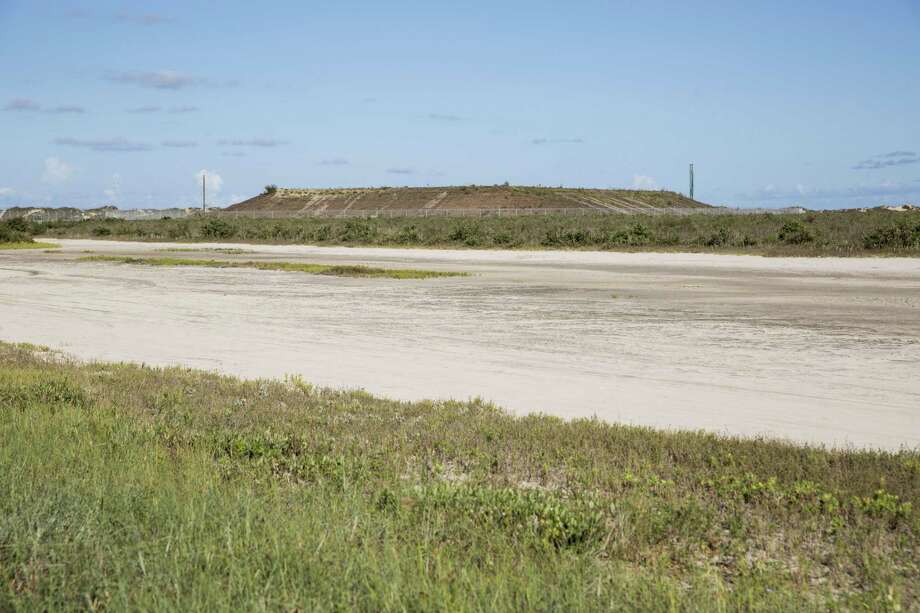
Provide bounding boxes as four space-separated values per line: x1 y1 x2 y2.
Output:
227 186 710 213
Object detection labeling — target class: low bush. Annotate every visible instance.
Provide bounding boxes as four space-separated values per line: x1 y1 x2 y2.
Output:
201 218 235 239
0 219 34 243
777 220 815 244
863 222 920 250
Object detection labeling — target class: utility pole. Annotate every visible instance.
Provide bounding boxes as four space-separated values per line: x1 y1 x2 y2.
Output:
689 163 695 200
202 172 206 211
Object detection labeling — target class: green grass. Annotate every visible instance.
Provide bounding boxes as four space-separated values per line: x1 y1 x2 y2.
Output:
41 209 920 256
0 241 59 250
78 255 465 279
0 342 917 611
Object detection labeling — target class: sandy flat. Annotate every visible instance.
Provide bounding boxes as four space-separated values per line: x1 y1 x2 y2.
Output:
2 238 919 450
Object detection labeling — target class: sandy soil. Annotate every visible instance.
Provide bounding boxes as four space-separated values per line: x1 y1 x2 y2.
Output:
3 239 919 450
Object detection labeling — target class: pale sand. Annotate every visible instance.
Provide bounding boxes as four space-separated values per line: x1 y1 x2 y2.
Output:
2 238 918 450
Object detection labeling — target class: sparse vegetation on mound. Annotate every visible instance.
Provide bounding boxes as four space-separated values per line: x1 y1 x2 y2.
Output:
227 185 710 213
0 342 917 610
45 209 920 256
79 255 465 279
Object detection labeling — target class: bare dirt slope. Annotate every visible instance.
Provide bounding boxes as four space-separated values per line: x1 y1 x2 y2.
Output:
227 186 711 213
3 239 919 450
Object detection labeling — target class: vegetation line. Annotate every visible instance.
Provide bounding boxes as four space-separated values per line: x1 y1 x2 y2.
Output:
39 209 920 256
78 255 465 279
0 241 59 250
0 341 917 610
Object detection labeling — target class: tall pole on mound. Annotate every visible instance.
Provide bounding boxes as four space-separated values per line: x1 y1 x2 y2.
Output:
689 163 695 200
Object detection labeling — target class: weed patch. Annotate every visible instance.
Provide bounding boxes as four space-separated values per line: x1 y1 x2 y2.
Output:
78 255 466 279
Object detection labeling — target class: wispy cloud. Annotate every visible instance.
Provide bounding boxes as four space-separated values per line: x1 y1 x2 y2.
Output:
114 12 174 26
195 170 223 193
0 187 15 197
66 8 174 26
47 105 85 114
632 175 658 190
218 139 288 147
739 181 920 205
4 99 86 113
161 140 198 148
63 8 93 19
318 158 350 166
53 137 153 152
3 98 41 111
106 70 221 90
531 137 584 145
879 150 916 158
127 105 162 113
126 105 199 114
428 113 464 122
42 157 74 183
853 151 919 170
222 151 247 158
386 167 414 175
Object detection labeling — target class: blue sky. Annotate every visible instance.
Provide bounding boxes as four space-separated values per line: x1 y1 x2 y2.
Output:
1 0 919 210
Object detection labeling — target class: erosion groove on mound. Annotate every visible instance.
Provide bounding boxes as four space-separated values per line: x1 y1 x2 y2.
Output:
78 255 466 279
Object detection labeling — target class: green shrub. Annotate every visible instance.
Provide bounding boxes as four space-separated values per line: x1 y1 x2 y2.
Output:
777 220 814 244
704 226 731 246
92 226 112 237
339 219 376 242
863 222 920 250
0 222 32 244
395 224 421 244
448 224 482 246
201 218 236 239
605 222 653 246
414 483 605 550
552 229 590 246
4 217 31 233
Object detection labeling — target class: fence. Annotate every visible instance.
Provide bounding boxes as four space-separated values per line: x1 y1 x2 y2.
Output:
3 206 807 223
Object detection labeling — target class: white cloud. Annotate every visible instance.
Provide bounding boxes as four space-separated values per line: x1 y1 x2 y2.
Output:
195 169 223 193
103 173 122 203
0 187 15 197
42 157 74 183
632 175 658 190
